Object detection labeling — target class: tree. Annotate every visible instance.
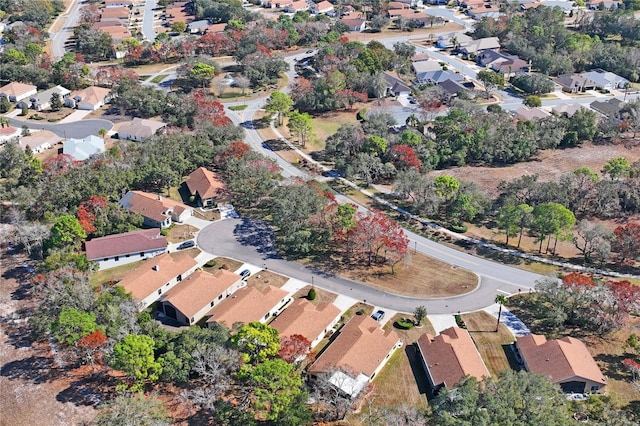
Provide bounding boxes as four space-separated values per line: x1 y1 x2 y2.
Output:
48 215 87 250
387 144 421 172
602 157 631 180
477 70 504 95
278 334 311 364
95 392 170 426
171 21 187 33
235 75 251 95
613 222 640 263
496 204 521 245
0 96 11 114
530 202 575 254
288 110 313 148
414 306 427 326
111 334 163 390
52 308 98 347
189 62 216 89
573 219 612 264
50 92 63 111
511 73 554 95
523 95 542 107
265 91 293 126
77 330 108 371
348 209 409 268
495 294 507 332
434 175 460 201
231 322 280 364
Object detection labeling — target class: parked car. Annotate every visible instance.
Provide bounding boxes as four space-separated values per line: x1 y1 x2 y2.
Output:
177 240 195 250
239 269 251 280
371 310 385 322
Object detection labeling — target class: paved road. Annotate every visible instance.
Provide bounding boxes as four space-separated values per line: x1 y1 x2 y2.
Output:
142 0 157 42
8 117 113 139
197 218 541 314
50 0 83 59
422 6 476 30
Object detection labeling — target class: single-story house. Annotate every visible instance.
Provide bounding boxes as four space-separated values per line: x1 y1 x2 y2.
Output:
206 285 291 329
117 253 198 309
516 334 607 394
417 327 490 392
490 58 529 78
283 0 309 13
270 298 341 350
66 86 112 110
118 118 167 141
415 69 464 85
159 269 244 326
582 69 629 91
388 8 423 19
18 131 61 153
184 167 225 208
308 315 403 398
311 0 334 13
340 17 366 32
458 37 501 57
166 2 194 25
438 79 475 98
29 85 71 111
188 19 210 34
556 73 597 93
0 126 21 142
98 25 132 42
384 73 412 97
0 81 37 102
435 32 472 49
587 0 620 9
63 135 105 161
100 6 130 20
412 59 442 75
85 228 167 270
105 0 133 7
514 107 551 121
551 103 584 117
388 1 409 9
590 98 626 121
467 4 502 19
119 191 194 228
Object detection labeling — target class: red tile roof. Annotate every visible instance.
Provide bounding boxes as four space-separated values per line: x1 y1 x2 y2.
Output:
185 167 225 200
206 285 289 328
85 229 167 260
270 298 341 343
120 191 191 223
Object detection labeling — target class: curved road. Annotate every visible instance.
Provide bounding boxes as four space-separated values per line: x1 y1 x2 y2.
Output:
8 117 113 139
142 0 157 43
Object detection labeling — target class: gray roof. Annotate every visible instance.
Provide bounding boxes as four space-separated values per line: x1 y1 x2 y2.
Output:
416 70 464 84
582 69 629 89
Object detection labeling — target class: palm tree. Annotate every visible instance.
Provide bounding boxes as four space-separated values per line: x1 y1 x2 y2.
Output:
98 128 108 139
0 117 9 128
495 294 507 332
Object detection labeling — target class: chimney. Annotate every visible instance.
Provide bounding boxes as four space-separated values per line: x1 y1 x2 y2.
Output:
153 265 160 271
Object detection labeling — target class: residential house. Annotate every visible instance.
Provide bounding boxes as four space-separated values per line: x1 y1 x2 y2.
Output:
411 52 431 62
18 131 60 153
118 118 167 141
270 298 341 349
582 69 629 91
552 103 584 117
516 334 607 393
340 17 366 32
166 1 194 24
100 6 130 21
159 269 244 325
417 327 491 392
435 32 472 49
388 8 423 19
457 37 501 57
427 0 448 4
415 69 464 85
383 73 412 97
284 0 310 13
490 58 529 78
556 73 597 93
105 0 133 7
438 79 475 99
412 59 442 75
66 86 112 110
311 1 334 14
29 85 71 111
206 285 291 329
514 107 551 121
185 166 225 208
63 135 105 161
0 126 21 143
85 228 167 270
98 25 132 42
0 82 37 102
586 0 620 9
308 315 403 398
388 1 409 9
467 3 502 19
117 253 198 309
119 190 194 228
187 19 210 34
207 23 227 33
590 98 626 121
394 0 424 6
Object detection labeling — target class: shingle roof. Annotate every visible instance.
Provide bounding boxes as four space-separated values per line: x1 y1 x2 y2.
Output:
71 86 111 107
417 327 490 389
117 253 197 302
206 285 289 328
270 298 341 343
119 191 191 223
0 82 36 98
517 334 606 386
185 167 225 200
63 135 105 161
309 314 401 378
161 269 241 319
119 118 167 140
85 228 167 260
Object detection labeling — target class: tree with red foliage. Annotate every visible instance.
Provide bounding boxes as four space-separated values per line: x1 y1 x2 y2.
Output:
387 145 422 172
216 141 251 169
289 77 313 105
337 89 368 110
606 280 640 322
95 67 139 87
43 154 78 177
76 196 108 235
278 334 311 364
192 90 231 126
613 222 640 263
77 330 107 371
561 272 596 287
622 358 640 381
348 210 409 268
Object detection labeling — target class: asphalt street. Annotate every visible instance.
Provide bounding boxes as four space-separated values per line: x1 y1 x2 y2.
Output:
8 117 113 139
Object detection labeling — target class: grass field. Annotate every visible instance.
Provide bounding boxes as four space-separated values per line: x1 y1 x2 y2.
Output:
89 260 143 287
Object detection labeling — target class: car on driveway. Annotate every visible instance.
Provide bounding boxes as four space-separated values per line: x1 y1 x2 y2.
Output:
177 240 195 250
239 269 251 280
371 310 385 322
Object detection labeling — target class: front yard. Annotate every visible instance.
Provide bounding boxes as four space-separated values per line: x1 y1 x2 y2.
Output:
462 310 518 376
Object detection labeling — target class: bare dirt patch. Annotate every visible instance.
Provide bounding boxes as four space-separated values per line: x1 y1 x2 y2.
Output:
291 285 338 305
166 225 198 244
245 270 289 289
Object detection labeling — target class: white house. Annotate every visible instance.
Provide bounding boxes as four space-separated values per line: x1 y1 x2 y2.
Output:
66 86 112 110
63 135 105 161
29 85 71 111
0 82 37 102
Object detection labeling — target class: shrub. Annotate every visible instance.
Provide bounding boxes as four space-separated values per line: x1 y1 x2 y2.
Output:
454 314 466 328
450 224 468 233
47 118 59 122
356 108 367 121
205 259 217 268
307 288 317 300
229 105 248 111
395 318 414 329
160 229 168 236
487 104 502 113
356 308 365 315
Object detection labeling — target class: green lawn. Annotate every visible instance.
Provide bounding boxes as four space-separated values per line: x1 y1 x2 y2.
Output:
89 260 143 287
150 74 169 84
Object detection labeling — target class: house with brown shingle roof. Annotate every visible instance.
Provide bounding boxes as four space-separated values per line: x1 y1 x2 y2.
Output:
206 285 291 329
0 82 37 102
516 334 607 394
308 314 403 398
556 73 597 93
185 167 225 208
66 86 112 110
119 190 193 228
117 253 198 309
100 6 130 21
118 118 167 141
159 269 244 325
85 228 167 270
270 298 341 349
417 327 490 392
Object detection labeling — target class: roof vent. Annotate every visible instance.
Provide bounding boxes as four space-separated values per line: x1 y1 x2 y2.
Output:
153 265 160 271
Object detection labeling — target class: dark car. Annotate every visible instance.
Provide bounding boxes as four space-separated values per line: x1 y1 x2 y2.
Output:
371 310 385 322
177 240 195 250
239 269 251 280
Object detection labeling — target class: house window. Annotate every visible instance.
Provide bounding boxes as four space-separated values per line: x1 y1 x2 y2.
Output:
103 258 108 262
190 317 195 324
177 274 182 282
218 295 223 300
158 289 162 295
210 301 215 307
590 386 600 392
125 254 130 258
140 252 144 257
114 256 119 261
264 313 270 320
